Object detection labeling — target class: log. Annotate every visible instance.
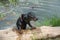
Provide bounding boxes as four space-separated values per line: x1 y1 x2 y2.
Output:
0 26 60 40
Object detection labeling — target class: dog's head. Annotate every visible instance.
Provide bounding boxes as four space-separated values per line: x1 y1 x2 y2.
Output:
27 12 38 21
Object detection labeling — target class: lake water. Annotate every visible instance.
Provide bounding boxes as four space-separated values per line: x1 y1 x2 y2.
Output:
0 0 60 30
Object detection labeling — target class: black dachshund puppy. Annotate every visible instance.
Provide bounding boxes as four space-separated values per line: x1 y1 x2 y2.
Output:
16 12 38 30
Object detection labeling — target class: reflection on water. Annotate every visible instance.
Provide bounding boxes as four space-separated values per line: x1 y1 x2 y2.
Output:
0 0 60 30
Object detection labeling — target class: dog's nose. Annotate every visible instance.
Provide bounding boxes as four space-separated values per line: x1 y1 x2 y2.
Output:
34 18 38 21
36 18 38 20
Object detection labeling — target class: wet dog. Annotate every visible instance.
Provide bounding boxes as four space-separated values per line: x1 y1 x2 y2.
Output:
16 12 38 30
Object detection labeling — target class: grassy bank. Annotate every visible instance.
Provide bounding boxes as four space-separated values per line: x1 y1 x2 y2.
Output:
43 17 60 26
0 13 6 20
35 16 60 27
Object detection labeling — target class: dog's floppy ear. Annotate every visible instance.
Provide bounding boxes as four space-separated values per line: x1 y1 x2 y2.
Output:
21 14 25 20
21 14 28 20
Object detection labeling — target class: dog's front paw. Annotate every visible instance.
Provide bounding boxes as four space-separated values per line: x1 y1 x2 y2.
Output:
31 27 36 30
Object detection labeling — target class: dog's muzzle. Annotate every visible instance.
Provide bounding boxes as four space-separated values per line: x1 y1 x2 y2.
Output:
33 18 38 21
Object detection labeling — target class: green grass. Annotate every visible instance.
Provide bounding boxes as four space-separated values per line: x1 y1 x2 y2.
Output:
0 0 19 6
43 16 60 27
0 13 6 18
50 17 60 26
35 16 60 27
